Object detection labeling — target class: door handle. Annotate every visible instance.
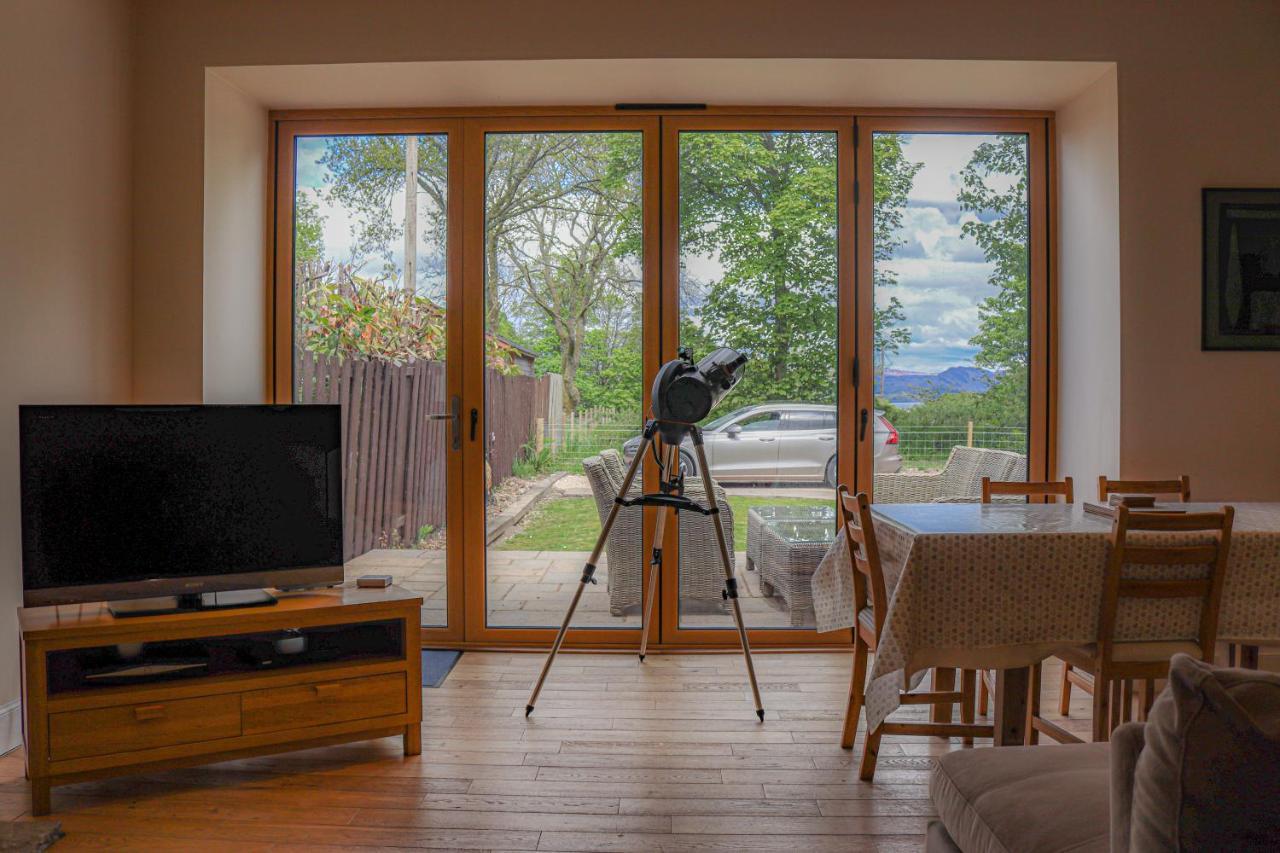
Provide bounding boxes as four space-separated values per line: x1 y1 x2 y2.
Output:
470 408 479 442
818 435 835 441
313 682 344 699
859 408 869 441
758 437 776 442
134 704 166 722
427 395 462 451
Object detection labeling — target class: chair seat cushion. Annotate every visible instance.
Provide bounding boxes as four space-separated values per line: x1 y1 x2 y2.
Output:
931 742 1111 853
1062 640 1201 665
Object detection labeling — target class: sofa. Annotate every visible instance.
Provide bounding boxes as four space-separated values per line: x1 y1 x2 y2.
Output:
926 654 1280 852
873 445 1026 504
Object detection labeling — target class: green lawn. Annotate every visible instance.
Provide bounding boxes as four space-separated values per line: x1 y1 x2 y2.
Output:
497 494 832 552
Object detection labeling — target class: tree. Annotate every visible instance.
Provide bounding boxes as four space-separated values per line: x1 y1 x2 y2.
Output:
957 136 1030 425
677 131 919 408
871 134 922 392
493 133 641 414
294 190 326 264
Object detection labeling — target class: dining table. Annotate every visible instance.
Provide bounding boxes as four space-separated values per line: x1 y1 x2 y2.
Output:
810 501 1280 745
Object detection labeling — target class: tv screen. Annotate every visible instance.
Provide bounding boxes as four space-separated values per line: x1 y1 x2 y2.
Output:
20 405 344 606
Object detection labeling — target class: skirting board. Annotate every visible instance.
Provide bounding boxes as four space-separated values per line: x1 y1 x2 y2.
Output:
0 700 20 754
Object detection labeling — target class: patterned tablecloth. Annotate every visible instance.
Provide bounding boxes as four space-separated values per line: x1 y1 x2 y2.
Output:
810 502 1280 729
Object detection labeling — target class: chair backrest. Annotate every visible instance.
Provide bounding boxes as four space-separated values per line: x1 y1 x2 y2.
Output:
837 485 888 639
1097 505 1235 664
939 446 985 495
597 448 627 490
1098 474 1191 503
982 476 1074 503
581 456 617 523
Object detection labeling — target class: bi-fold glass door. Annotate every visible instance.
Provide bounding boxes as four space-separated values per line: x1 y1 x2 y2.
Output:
273 119 466 643
273 110 1051 650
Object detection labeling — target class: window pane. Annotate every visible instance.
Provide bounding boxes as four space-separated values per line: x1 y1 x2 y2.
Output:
291 133 451 629
482 131 645 629
677 130 839 631
870 132 1030 503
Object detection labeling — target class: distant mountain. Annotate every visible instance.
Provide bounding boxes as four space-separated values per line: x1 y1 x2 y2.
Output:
876 366 995 402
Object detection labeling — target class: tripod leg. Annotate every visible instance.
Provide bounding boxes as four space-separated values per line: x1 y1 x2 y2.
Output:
639 444 678 660
691 436 765 722
526 432 652 716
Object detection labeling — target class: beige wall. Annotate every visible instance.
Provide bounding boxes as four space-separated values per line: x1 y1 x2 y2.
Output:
129 0 1280 499
1057 70 1121 489
0 0 134 739
203 71 268 404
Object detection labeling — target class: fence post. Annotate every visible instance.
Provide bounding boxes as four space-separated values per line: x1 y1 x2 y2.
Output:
535 417 545 453
967 420 974 448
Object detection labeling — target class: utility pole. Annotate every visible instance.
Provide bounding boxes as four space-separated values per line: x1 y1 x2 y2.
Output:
404 135 418 292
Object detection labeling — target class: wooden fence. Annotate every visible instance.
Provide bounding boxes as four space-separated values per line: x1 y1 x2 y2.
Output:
297 352 537 559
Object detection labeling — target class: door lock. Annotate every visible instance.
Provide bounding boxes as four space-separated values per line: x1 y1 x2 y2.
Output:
859 408 869 441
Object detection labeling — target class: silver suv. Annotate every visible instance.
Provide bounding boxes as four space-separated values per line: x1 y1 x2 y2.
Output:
621 403 902 486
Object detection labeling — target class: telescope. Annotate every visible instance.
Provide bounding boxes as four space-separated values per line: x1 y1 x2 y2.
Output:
651 347 748 445
526 346 766 721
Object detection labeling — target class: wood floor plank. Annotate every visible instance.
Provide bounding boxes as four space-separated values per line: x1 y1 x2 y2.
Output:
11 653 1097 849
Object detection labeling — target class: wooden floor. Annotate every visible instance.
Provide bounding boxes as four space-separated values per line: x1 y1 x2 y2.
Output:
3 652 1096 851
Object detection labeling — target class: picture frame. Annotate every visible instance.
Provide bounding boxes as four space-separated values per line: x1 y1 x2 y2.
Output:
1203 187 1280 351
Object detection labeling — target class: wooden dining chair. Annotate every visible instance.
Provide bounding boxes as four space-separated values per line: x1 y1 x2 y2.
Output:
975 478 1075 719
836 486 992 781
1061 474 1194 718
1030 504 1234 743
1097 474 1191 504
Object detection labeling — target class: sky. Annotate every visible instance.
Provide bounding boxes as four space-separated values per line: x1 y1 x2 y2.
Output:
295 132 1026 375
878 132 1021 374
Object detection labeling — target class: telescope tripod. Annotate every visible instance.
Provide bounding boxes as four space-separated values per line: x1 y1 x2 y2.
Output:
524 419 765 721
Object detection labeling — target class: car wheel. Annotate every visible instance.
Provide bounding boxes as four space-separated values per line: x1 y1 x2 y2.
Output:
680 450 698 477
823 456 837 488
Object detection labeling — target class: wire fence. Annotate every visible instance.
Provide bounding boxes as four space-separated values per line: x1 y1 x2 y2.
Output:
897 426 1027 470
526 410 1026 476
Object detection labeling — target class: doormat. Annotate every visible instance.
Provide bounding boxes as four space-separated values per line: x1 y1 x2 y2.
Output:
422 649 462 687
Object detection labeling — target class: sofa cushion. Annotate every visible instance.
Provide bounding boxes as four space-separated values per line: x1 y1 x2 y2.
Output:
1130 653 1280 852
930 741 1111 853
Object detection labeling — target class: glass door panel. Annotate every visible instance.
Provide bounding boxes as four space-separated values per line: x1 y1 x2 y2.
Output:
865 130 1032 502
286 129 456 630
481 130 647 631
672 127 842 634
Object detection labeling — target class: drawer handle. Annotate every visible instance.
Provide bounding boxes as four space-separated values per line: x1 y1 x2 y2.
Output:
313 682 343 699
134 704 166 721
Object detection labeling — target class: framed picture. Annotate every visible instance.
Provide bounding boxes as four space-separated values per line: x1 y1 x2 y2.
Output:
1203 187 1280 350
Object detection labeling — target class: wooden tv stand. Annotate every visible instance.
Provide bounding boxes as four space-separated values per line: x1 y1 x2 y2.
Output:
18 585 422 815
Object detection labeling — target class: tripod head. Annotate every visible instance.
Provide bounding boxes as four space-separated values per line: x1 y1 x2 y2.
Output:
650 347 748 446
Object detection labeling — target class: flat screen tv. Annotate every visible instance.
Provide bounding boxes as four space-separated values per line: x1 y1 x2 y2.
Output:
20 405 344 612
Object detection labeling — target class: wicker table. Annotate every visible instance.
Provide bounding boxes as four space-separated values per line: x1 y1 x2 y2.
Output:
758 517 835 626
746 504 836 571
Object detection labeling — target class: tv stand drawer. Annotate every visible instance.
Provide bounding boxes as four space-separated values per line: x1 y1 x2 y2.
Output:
49 694 241 761
241 672 406 735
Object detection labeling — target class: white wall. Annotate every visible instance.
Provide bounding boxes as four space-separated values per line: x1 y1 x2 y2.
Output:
1057 69 1120 487
203 71 268 404
0 0 134 748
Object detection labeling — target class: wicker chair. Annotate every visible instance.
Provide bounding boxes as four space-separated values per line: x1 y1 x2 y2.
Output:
584 452 733 616
873 445 1025 503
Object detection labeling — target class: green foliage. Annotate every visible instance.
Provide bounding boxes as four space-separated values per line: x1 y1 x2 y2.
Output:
296 277 517 371
678 131 840 407
871 134 923 383
512 442 554 479
294 191 326 264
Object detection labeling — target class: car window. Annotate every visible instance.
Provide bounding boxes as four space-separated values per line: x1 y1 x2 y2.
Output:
781 411 835 431
736 411 780 432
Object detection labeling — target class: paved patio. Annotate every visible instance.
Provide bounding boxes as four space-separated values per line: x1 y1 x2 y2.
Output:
347 547 815 630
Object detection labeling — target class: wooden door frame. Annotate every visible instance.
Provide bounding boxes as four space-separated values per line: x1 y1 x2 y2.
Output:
459 115 662 647
269 118 467 645
853 116 1055 495
657 115 855 648
267 107 1058 651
